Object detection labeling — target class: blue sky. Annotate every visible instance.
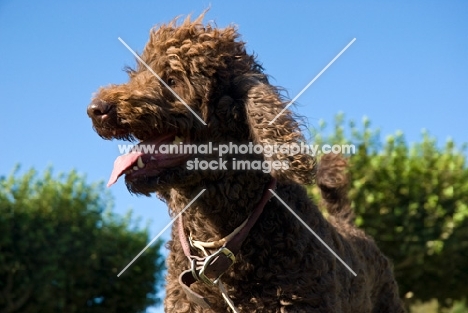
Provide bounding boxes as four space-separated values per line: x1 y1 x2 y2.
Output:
0 1 467 312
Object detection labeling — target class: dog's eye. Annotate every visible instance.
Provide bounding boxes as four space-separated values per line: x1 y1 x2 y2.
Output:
167 78 176 87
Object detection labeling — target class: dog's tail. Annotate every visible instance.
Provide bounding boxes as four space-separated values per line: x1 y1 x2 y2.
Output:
316 153 355 223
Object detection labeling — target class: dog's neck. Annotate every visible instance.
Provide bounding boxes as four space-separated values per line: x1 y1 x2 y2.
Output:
166 172 272 243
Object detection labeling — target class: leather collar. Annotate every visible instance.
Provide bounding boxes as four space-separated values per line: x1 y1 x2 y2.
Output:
177 178 277 309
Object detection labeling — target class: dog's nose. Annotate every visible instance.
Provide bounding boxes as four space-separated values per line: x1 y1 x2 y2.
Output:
87 99 114 119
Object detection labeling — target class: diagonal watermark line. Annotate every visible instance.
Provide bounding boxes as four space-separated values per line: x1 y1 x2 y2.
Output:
269 38 356 125
118 37 207 126
269 189 357 276
117 189 206 277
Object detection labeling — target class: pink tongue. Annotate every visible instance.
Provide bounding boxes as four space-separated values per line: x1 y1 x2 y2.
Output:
107 152 142 187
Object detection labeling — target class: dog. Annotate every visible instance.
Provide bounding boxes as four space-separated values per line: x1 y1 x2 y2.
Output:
87 13 405 313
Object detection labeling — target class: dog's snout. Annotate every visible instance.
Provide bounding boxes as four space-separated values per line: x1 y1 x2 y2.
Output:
87 99 114 119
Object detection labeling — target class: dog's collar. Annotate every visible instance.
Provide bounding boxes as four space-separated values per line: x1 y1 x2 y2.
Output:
177 178 277 310
188 214 250 256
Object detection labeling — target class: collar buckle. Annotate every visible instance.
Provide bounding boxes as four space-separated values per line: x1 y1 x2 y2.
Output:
192 247 236 286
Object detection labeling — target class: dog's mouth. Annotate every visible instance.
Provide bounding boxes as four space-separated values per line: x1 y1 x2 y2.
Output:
107 132 191 187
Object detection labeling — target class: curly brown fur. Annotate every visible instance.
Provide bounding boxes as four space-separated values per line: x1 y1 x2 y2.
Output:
87 12 405 313
316 153 356 223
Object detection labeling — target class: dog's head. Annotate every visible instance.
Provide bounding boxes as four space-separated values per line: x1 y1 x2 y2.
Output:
87 13 315 196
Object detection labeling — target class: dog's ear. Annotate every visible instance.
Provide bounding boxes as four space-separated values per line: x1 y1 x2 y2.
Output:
235 75 315 185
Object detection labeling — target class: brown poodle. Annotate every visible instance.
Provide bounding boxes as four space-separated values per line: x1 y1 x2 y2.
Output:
87 13 405 313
